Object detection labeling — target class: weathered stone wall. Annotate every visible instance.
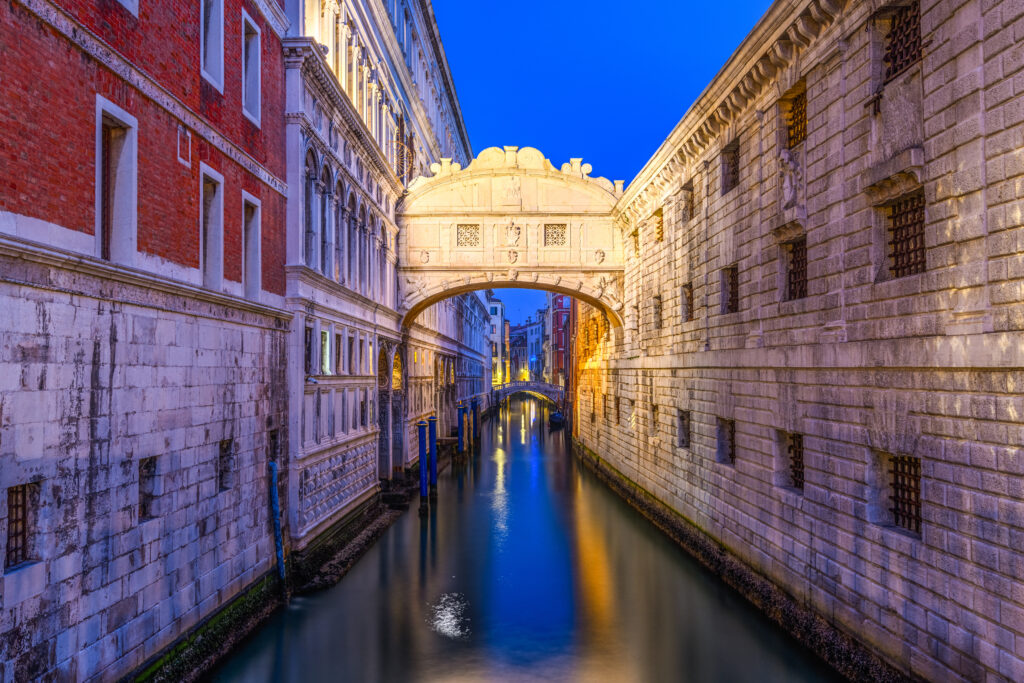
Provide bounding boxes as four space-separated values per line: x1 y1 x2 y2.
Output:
0 251 289 681
575 0 1024 680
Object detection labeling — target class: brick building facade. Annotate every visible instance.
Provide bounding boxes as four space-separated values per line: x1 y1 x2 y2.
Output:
572 0 1024 679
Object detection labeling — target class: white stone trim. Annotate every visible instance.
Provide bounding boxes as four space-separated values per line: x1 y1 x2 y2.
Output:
94 94 138 267
251 0 288 38
198 162 225 291
241 9 262 128
200 0 225 92
241 190 263 302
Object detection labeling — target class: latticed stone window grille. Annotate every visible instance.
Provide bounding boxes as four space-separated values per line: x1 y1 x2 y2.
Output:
884 1 922 83
888 190 926 278
786 236 808 300
786 432 805 490
139 457 157 520
722 265 739 314
456 224 481 247
682 283 695 321
5 483 38 569
544 224 567 247
677 410 691 449
717 418 736 464
786 89 807 148
652 295 663 330
721 139 740 194
889 453 922 535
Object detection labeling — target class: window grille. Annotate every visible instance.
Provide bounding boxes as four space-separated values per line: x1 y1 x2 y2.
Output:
717 418 736 464
721 140 740 194
888 190 926 278
544 224 566 247
218 440 234 491
884 2 922 83
889 454 922 534
787 433 805 490
786 237 808 300
139 457 157 520
677 410 691 449
5 484 32 568
723 266 739 314
787 90 807 148
456 224 480 247
652 296 663 330
682 284 694 322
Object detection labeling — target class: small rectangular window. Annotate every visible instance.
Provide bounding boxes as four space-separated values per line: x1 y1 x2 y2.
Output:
200 165 224 289
888 453 922 534
6 483 39 569
348 336 356 375
201 0 225 90
786 89 807 149
544 224 567 246
682 179 695 221
267 429 279 463
652 295 663 330
888 190 926 278
615 395 620 424
785 432 805 490
360 392 367 428
243 196 261 300
883 1 922 84
785 237 808 300
96 97 138 265
677 410 691 449
716 418 736 465
721 139 740 194
651 404 659 431
241 12 261 125
304 327 314 375
218 439 235 492
321 330 331 375
722 266 739 314
139 457 157 520
456 224 481 247
682 283 695 322
334 333 343 373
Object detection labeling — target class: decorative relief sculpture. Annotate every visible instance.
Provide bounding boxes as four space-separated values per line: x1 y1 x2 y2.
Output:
594 249 606 264
505 223 521 246
419 250 430 264
779 148 803 210
508 249 518 264
505 177 522 203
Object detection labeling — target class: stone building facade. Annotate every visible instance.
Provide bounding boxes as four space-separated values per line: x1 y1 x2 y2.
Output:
0 0 290 678
572 0 1024 680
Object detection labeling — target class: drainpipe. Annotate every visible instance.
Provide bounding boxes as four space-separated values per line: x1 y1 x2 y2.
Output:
268 461 287 595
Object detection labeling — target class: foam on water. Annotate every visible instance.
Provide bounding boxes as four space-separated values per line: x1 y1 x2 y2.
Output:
428 593 471 639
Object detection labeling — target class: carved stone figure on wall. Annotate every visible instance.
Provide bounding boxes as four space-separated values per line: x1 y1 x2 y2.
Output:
508 249 518 264
505 223 521 246
780 148 803 210
595 249 606 264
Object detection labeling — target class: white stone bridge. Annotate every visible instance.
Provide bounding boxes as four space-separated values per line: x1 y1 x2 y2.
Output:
493 381 565 406
395 146 625 328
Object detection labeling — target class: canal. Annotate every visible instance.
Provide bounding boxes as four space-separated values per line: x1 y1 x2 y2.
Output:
213 396 841 682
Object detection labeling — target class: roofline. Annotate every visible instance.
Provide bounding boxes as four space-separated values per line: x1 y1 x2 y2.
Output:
416 0 473 161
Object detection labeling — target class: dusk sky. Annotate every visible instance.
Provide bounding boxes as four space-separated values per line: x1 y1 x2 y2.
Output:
432 0 774 323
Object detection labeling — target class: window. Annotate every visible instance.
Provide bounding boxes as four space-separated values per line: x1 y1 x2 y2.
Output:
241 11 261 125
139 457 157 520
871 451 922 535
888 190 926 278
456 224 480 247
199 164 224 289
883 1 922 84
95 96 137 264
682 179 695 221
785 236 808 300
218 440 234 491
786 89 807 149
652 295 663 330
615 395 620 424
304 327 314 375
544 224 567 246
651 404 659 431
5 483 39 569
334 333 343 373
200 0 225 90
677 410 691 449
721 139 740 194
348 336 355 375
267 429 279 463
321 330 331 375
682 283 695 322
360 392 367 428
722 265 739 314
716 418 736 465
490 306 497 315
782 432 805 491
242 195 261 300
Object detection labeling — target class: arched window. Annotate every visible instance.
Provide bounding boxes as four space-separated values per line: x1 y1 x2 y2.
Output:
319 165 332 277
303 152 318 269
347 195 357 288
334 180 345 282
358 206 367 295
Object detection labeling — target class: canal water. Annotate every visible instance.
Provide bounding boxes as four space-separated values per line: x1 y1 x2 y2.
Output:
213 396 840 682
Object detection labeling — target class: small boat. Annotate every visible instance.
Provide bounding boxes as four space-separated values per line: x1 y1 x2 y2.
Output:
549 411 565 428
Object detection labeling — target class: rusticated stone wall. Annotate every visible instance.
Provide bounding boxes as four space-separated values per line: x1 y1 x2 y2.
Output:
574 0 1024 680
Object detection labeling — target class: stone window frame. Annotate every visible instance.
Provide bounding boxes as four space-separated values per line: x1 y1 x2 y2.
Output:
5 482 41 570
199 162 225 290
543 223 567 247
200 0 225 92
681 283 695 322
677 409 691 450
218 440 235 492
867 1 926 97
773 430 805 493
241 10 262 127
780 80 808 151
652 295 663 330
95 95 138 266
867 449 923 539
868 185 927 284
716 417 736 465
241 191 262 301
138 457 158 522
681 179 696 222
456 224 481 248
720 138 740 195
720 264 740 315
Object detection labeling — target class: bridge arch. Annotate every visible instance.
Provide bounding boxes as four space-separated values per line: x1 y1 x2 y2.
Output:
396 146 625 328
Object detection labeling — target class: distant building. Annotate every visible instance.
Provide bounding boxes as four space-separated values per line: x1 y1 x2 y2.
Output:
547 293 571 386
485 290 505 384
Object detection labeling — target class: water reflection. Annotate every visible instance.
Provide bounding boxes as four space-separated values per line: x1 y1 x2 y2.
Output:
213 396 839 683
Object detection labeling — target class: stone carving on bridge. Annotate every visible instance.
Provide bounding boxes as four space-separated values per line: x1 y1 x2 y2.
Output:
398 146 626 328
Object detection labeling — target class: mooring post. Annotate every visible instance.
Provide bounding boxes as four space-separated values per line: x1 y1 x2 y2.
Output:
472 399 479 440
417 420 428 516
457 402 465 453
428 415 438 501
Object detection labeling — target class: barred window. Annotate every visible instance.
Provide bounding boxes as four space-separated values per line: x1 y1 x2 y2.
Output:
682 283 695 322
652 209 664 242
786 236 808 300
786 89 807 149
888 190 926 278
722 265 739 314
218 440 235 491
652 295 663 330
139 457 157 520
615 395 620 424
884 1 922 83
677 410 691 449
721 139 740 194
6 483 39 569
786 432 805 491
716 418 736 464
889 453 922 535
544 224 566 247
456 224 480 247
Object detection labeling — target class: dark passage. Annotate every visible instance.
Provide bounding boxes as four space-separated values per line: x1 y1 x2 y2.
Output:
213 396 840 682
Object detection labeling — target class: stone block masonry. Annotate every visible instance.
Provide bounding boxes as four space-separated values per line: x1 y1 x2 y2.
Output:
573 0 1024 680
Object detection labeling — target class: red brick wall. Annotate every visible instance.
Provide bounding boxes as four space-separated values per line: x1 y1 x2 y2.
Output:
0 0 286 296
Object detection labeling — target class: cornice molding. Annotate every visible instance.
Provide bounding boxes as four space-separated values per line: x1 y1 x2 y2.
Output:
252 0 289 38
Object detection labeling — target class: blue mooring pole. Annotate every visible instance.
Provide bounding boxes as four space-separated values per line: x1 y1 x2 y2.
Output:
428 415 438 501
457 403 465 453
417 420 428 515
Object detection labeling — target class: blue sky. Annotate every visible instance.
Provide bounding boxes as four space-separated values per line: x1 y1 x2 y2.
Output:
433 0 774 322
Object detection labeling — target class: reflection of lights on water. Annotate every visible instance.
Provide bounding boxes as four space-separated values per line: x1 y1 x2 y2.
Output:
427 593 471 639
492 447 508 539
520 410 526 444
530 401 536 426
